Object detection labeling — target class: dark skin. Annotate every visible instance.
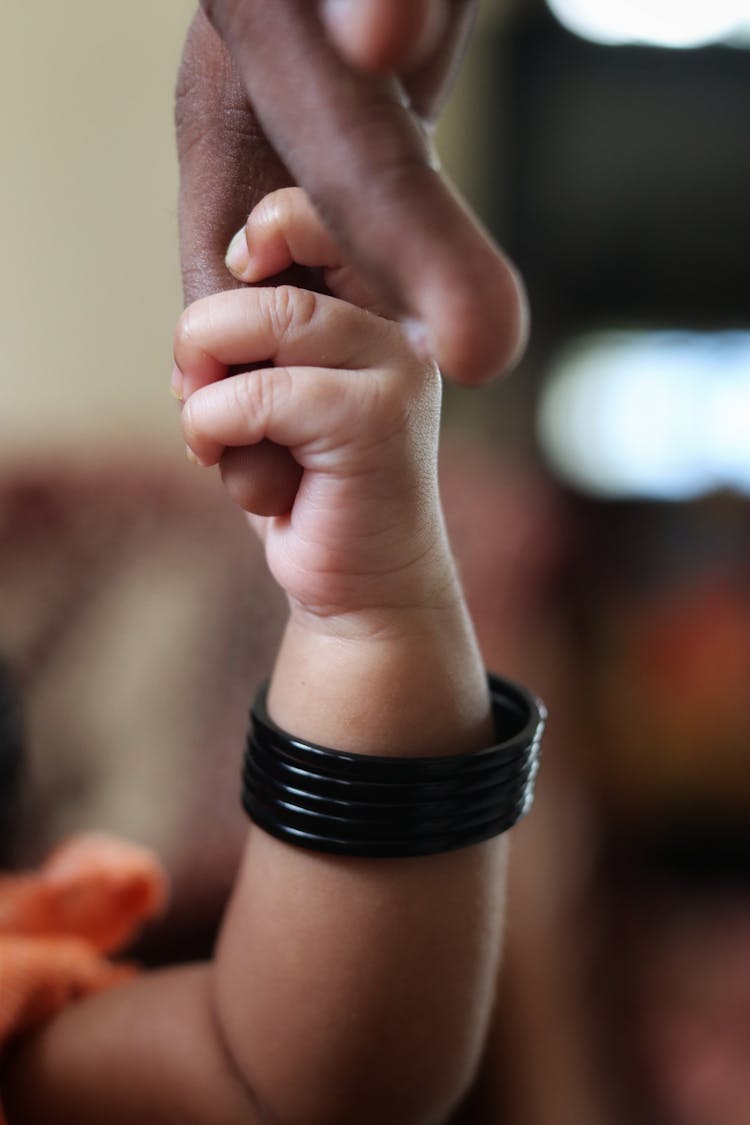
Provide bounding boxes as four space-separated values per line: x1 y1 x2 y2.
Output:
177 0 528 515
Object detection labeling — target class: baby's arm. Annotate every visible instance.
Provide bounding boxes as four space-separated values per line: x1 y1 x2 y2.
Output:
3 191 507 1125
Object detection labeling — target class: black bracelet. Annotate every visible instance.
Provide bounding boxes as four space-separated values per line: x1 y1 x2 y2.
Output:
241 673 545 858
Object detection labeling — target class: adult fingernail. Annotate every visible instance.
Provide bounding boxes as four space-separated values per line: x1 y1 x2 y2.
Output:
225 228 251 280
170 364 184 401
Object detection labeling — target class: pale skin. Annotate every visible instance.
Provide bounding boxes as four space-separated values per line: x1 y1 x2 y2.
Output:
2 190 507 1125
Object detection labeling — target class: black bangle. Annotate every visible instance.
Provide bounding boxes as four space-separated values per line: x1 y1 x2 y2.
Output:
241 673 545 858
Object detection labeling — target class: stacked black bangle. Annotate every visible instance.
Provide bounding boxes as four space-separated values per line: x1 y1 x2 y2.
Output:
241 673 545 858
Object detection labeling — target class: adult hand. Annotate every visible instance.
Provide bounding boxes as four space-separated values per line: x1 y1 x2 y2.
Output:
176 0 527 388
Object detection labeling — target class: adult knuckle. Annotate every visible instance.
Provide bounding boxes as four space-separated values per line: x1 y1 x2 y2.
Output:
175 10 262 161
174 23 213 155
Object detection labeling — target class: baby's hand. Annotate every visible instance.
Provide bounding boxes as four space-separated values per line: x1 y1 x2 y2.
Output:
174 189 453 629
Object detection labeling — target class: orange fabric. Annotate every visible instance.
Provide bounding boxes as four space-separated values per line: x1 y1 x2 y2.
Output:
0 834 167 1121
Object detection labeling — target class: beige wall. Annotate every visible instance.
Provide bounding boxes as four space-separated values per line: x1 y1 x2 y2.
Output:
1 3 498 462
1 2 195 460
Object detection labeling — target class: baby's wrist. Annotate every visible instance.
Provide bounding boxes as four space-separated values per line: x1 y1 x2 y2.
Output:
268 568 491 759
285 543 463 643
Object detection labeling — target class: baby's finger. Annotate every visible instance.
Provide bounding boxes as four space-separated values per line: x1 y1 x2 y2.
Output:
225 188 386 314
225 188 343 283
182 363 379 469
174 285 402 399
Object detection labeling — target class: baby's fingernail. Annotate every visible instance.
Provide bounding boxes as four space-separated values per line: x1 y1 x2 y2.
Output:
185 446 213 468
170 365 184 401
403 318 437 364
225 227 251 280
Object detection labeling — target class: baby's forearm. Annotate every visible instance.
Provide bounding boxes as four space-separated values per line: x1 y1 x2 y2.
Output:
214 562 507 1125
172 192 522 1125
269 570 493 755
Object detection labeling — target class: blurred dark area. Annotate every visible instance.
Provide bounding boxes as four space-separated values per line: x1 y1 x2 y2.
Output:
501 14 750 331
454 4 750 1123
0 662 23 866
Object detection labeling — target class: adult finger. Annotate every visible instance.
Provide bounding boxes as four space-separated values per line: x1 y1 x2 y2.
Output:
220 444 302 518
319 0 479 122
176 13 311 513
179 2 477 304
176 11 293 306
202 0 527 384
318 0 448 75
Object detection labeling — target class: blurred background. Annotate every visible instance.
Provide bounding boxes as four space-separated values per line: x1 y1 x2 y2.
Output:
2 2 750 1123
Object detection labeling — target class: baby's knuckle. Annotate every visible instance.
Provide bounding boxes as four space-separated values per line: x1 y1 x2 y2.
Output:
267 285 317 341
233 367 287 425
230 373 265 422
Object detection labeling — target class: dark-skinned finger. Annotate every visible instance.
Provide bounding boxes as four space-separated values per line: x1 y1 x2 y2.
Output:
176 12 310 511
321 0 479 123
318 0 447 75
199 0 526 383
176 10 293 305
401 0 477 122
220 443 303 517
